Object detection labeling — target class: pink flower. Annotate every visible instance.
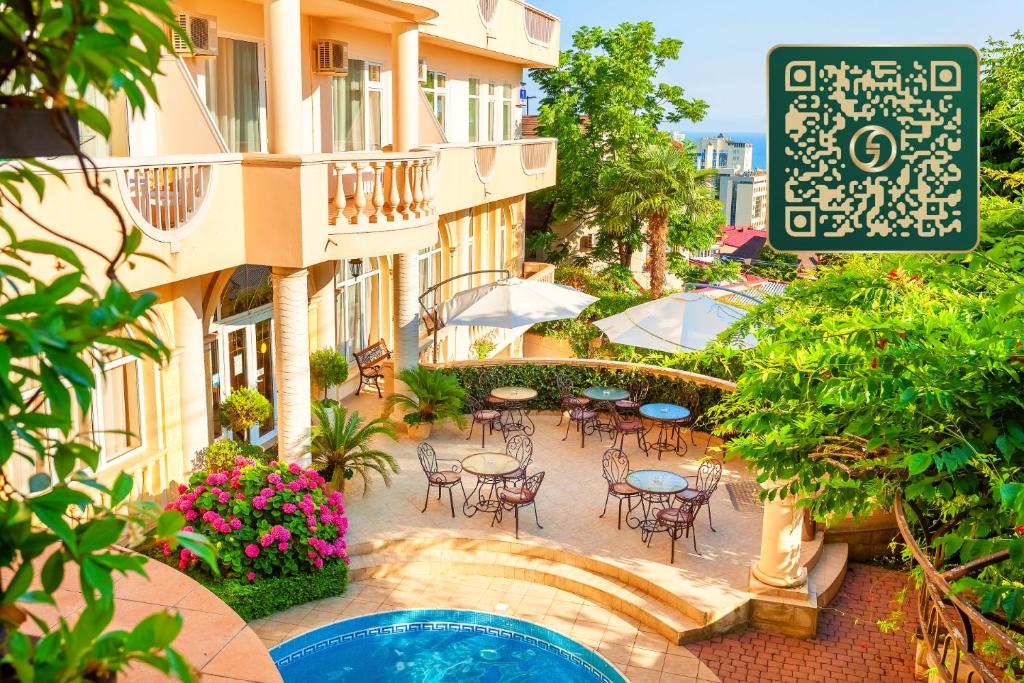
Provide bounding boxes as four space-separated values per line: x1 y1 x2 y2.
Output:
177 484 188 494
277 542 289 552
287 481 303 492
282 503 297 514
244 544 260 558
252 496 267 510
313 557 324 569
247 572 256 582
275 483 285 491
218 492 231 504
185 510 198 521
288 463 301 474
230 517 242 530
235 493 246 500
260 487 273 498
260 534 274 547
267 473 282 485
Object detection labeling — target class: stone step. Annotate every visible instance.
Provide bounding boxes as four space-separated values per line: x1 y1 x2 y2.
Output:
807 542 849 608
800 531 826 571
348 546 712 645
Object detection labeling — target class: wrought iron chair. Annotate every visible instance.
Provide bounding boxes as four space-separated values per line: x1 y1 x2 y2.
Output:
555 373 590 426
599 448 640 529
466 395 501 448
479 368 507 410
502 434 534 485
494 471 545 539
562 403 598 448
651 495 703 562
675 458 723 532
608 402 646 453
500 420 528 442
615 378 649 414
417 442 466 518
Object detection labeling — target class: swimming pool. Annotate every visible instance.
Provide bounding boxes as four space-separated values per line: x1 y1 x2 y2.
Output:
271 608 627 682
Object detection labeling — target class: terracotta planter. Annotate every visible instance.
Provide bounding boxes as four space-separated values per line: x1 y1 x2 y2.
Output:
0 108 80 158
406 421 433 440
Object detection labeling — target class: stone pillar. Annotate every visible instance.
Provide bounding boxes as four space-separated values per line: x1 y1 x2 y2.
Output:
390 22 419 153
272 267 311 463
392 251 420 375
752 487 808 589
172 279 208 470
265 0 303 154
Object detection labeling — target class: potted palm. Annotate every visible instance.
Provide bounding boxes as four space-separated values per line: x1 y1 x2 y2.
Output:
384 366 466 439
307 400 399 493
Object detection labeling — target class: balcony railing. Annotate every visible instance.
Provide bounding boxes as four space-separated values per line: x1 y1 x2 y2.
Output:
522 3 556 45
330 152 437 227
519 139 553 175
118 162 214 239
473 146 497 183
478 0 499 26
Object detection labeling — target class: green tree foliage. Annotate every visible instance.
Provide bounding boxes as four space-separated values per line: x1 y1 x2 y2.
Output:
219 388 272 442
980 30 1024 196
667 254 742 285
309 348 349 400
0 0 218 679
307 401 399 494
746 246 801 282
530 22 709 266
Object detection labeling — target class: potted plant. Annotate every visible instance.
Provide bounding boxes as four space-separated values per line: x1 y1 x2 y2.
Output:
384 366 466 439
220 387 272 443
309 347 349 400
306 400 399 493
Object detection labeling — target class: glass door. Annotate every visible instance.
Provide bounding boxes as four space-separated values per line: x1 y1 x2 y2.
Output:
216 305 276 445
254 318 275 440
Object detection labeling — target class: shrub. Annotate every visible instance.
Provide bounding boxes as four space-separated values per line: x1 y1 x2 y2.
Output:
201 561 348 621
307 401 399 494
220 387 272 440
193 439 270 473
385 366 466 426
310 348 350 400
162 458 348 580
471 338 497 359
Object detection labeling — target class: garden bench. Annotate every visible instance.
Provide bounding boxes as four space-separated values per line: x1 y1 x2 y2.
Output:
353 339 390 397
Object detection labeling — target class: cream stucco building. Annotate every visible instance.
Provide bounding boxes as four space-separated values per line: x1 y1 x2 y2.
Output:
7 0 559 498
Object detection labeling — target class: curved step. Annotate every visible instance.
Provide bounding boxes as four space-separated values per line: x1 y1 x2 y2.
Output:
347 535 747 643
349 548 706 644
808 543 848 608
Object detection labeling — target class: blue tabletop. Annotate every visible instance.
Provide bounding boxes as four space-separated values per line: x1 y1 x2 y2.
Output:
625 470 688 494
640 403 691 421
582 386 629 401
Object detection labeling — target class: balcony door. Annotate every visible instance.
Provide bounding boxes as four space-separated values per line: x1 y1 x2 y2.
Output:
202 36 267 153
333 60 383 152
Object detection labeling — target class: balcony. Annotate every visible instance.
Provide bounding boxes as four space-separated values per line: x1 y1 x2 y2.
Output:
422 138 556 215
418 0 559 68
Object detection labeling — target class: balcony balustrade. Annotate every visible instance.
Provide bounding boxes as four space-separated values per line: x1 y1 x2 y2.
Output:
330 152 437 227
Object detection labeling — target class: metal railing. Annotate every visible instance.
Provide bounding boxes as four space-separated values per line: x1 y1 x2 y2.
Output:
895 492 1024 682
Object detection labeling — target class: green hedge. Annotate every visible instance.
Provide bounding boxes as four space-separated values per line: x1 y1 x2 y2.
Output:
450 363 726 431
199 560 349 621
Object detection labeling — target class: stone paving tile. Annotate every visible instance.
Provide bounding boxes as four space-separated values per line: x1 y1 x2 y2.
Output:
684 564 918 683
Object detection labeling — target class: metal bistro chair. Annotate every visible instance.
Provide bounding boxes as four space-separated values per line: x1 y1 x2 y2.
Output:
608 402 646 453
479 368 507 410
494 471 545 539
599 448 640 529
651 495 703 562
502 434 534 486
675 458 723 532
555 373 590 426
417 442 466 518
466 395 501 448
614 378 649 415
563 402 598 448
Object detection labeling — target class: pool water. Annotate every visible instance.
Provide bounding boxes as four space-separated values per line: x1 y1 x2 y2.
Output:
271 609 626 683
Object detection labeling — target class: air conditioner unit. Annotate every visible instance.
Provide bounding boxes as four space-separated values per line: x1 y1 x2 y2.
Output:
419 59 428 83
172 12 218 57
314 40 349 75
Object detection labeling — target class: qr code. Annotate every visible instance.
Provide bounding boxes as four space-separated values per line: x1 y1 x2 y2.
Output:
767 46 978 253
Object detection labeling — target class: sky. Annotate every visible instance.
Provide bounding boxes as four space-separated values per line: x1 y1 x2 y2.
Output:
524 0 1023 133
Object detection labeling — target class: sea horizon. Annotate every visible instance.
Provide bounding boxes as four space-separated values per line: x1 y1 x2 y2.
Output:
674 130 767 170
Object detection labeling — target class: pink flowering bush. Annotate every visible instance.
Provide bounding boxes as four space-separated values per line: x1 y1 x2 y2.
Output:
163 456 348 579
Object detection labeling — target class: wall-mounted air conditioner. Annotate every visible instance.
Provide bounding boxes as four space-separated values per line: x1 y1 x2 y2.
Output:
172 12 218 57
314 40 349 75
419 59 428 83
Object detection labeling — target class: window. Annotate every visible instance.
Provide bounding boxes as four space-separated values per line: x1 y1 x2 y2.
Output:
417 243 442 296
497 208 508 270
468 78 480 142
579 235 594 251
486 82 496 142
465 219 476 277
423 70 447 131
333 59 383 152
204 37 266 152
336 258 381 361
96 357 143 461
502 82 513 140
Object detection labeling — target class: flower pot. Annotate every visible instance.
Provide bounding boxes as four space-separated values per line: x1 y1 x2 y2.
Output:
406 421 433 440
0 108 80 158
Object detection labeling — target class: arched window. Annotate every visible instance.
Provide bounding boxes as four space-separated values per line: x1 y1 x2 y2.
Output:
217 265 272 319
336 258 382 360
417 242 442 296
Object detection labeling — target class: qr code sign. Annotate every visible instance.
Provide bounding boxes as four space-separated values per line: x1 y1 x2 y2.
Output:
767 46 978 253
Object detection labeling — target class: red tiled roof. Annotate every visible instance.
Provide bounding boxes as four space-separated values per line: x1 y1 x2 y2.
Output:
521 115 540 138
718 225 766 260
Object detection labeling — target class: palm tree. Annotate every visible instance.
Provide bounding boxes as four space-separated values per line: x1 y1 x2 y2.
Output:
608 142 719 298
384 366 467 428
306 401 399 494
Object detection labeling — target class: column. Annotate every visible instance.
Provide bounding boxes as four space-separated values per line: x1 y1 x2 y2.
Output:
272 267 311 463
751 486 808 589
265 0 303 154
172 279 208 470
390 22 419 153
392 251 420 374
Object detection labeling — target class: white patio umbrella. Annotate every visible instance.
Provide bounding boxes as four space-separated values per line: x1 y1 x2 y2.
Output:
441 277 598 328
593 292 757 353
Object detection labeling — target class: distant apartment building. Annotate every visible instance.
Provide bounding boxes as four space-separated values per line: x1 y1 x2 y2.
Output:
694 134 753 172
716 169 767 230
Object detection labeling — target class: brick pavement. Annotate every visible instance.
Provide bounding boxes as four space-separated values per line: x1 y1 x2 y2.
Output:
687 564 919 683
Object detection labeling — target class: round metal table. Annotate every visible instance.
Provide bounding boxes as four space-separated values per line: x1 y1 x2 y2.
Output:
461 451 521 517
624 469 689 540
582 386 630 437
490 386 537 435
639 403 691 459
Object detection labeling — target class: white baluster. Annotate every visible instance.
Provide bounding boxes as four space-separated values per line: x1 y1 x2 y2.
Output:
352 161 368 223
411 160 424 216
369 161 385 224
332 162 348 224
386 160 400 221
400 160 414 219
